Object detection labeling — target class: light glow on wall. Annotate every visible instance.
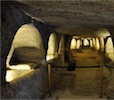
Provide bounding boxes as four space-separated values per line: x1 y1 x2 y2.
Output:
6 64 33 82
106 37 114 61
76 39 81 49
95 38 100 50
70 38 77 49
46 55 55 61
84 39 89 46
6 23 45 68
5 23 45 82
92 38 96 48
13 23 44 49
90 39 93 48
8 64 31 70
46 33 57 61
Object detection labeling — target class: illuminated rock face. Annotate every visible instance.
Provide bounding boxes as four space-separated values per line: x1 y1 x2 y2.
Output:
105 37 114 61
76 40 81 49
70 38 77 49
46 33 58 61
95 38 100 50
11 66 48 99
1 1 114 99
13 24 44 49
1 1 31 87
7 24 45 67
1 2 50 99
83 39 89 46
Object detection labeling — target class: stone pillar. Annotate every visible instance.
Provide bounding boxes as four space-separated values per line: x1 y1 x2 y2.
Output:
95 37 100 50
89 39 93 48
46 33 58 61
88 39 90 47
58 35 65 66
99 37 104 51
92 38 96 49
105 37 114 61
64 35 72 62
81 39 84 47
76 39 81 49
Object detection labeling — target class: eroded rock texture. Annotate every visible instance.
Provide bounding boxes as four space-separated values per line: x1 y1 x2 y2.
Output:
1 1 51 99
1 1 31 85
1 0 114 99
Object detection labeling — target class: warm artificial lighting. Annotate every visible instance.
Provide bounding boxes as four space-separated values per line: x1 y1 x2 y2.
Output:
106 37 113 53
6 69 33 82
106 37 114 61
8 64 31 70
95 38 100 50
70 38 77 49
6 64 33 82
92 38 96 48
6 70 16 82
13 23 43 49
76 40 81 49
46 55 54 61
46 33 57 61
84 39 89 46
90 39 93 48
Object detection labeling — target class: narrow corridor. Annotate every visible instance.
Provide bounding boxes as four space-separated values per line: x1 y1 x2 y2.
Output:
44 47 108 99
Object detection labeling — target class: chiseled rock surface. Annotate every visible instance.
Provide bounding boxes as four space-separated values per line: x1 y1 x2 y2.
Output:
10 66 48 99
17 0 114 35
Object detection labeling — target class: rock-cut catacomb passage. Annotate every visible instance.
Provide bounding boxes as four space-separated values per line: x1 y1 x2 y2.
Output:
1 1 114 99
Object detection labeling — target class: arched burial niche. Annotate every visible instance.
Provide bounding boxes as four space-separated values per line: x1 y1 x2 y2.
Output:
90 39 93 48
95 37 100 50
105 37 114 61
6 23 45 82
95 28 114 61
83 39 89 47
46 33 58 61
70 38 77 49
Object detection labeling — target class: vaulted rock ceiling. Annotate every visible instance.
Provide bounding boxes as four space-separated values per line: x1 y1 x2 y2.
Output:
16 1 114 36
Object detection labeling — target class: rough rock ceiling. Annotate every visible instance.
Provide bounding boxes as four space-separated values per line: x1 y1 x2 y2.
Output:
16 0 114 36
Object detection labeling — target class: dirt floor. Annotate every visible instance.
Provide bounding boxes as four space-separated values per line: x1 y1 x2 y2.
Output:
70 47 102 67
44 68 108 99
44 47 108 99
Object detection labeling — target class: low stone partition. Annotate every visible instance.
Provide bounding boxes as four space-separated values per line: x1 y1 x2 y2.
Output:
7 66 48 99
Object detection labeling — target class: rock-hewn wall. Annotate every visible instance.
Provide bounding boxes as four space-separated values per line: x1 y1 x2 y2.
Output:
11 66 48 99
33 19 54 55
1 1 31 85
1 1 52 99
